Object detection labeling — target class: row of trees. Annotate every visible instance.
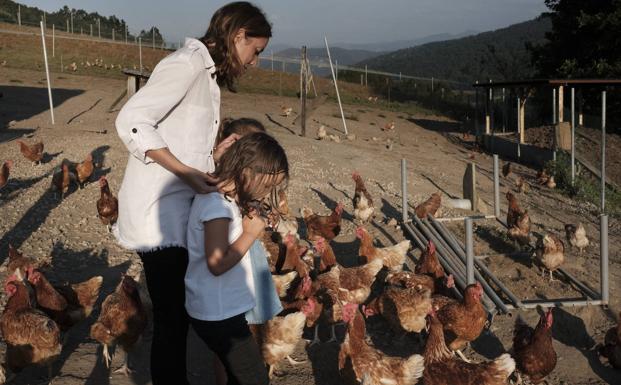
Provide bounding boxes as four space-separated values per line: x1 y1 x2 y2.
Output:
0 0 165 44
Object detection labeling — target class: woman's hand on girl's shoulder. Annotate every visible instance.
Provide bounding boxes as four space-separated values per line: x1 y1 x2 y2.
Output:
177 165 219 194
242 210 266 239
213 133 241 163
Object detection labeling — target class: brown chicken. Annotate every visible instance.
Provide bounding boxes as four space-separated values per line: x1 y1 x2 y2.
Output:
415 192 442 219
6 244 39 278
512 308 557 384
385 270 435 292
598 311 621 369
535 234 565 281
0 160 13 189
271 271 298 298
51 161 76 199
356 226 409 272
436 282 487 353
277 189 290 216
334 258 384 304
416 240 446 280
17 140 44 165
364 285 432 335
508 210 531 249
423 311 515 385
564 223 589 254
301 202 344 241
506 191 523 228
536 169 550 185
281 234 310 277
502 162 512 178
76 153 94 188
90 275 148 375
338 303 425 385
1 274 62 377
352 171 375 224
27 268 103 332
97 176 119 232
261 298 315 378
313 237 337 273
515 176 529 194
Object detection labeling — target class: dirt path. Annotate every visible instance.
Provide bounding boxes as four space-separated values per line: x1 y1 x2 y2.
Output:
1 67 620 384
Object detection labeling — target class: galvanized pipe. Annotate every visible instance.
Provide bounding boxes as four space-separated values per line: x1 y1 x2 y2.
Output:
416 217 500 313
420 219 469 282
403 223 465 300
411 218 468 288
601 214 609 304
515 299 604 309
429 216 522 309
571 87 575 185
427 219 511 313
601 91 606 213
401 159 408 223
465 218 475 285
493 155 500 219
422 220 500 313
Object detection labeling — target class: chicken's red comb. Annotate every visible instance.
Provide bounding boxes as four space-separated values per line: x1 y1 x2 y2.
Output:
315 237 325 251
355 226 366 238
352 171 360 179
427 240 436 254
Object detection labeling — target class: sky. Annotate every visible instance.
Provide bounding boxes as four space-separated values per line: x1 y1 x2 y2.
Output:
19 0 549 49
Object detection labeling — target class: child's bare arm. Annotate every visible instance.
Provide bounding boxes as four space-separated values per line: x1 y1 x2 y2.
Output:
203 213 265 276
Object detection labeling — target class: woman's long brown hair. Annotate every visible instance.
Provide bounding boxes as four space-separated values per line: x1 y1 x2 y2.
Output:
200 2 272 91
215 132 288 216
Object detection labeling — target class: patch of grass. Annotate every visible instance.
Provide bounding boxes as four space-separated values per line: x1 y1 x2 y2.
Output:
378 113 386 118
357 109 367 113
547 151 621 217
9 79 22 83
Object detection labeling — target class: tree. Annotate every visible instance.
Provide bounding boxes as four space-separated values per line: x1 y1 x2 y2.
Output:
532 0 621 78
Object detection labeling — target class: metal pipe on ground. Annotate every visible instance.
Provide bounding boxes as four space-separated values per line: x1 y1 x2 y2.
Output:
513 299 604 309
403 223 463 300
412 218 500 314
429 216 520 310
411 216 469 285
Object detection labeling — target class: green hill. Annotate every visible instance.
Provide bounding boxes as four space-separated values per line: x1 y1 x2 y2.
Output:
359 16 551 83
0 0 165 43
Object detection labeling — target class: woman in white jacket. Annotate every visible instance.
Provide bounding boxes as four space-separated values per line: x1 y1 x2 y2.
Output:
114 3 271 383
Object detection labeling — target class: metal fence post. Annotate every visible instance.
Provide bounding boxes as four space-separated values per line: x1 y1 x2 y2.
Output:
465 217 475 285
571 87 575 185
602 90 606 213
601 214 609 304
493 155 500 218
401 159 408 223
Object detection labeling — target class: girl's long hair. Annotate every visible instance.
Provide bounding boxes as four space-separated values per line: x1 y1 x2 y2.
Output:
200 2 272 91
216 132 288 215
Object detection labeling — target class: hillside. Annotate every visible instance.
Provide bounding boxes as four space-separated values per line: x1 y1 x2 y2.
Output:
0 0 164 43
276 46 383 66
359 16 551 83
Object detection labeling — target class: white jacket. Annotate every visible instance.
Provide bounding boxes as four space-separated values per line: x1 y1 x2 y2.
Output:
114 38 221 252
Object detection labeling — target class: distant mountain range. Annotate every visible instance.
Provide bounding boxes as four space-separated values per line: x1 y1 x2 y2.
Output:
332 30 480 52
271 30 480 66
358 17 551 83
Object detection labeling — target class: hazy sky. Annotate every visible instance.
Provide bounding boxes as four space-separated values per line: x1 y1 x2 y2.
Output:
20 0 548 48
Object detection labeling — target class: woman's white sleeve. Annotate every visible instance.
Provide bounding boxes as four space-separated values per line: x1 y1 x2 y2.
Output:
115 52 203 164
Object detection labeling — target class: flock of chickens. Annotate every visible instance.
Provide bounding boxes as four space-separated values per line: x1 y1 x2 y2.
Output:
0 140 138 383
1 139 620 385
